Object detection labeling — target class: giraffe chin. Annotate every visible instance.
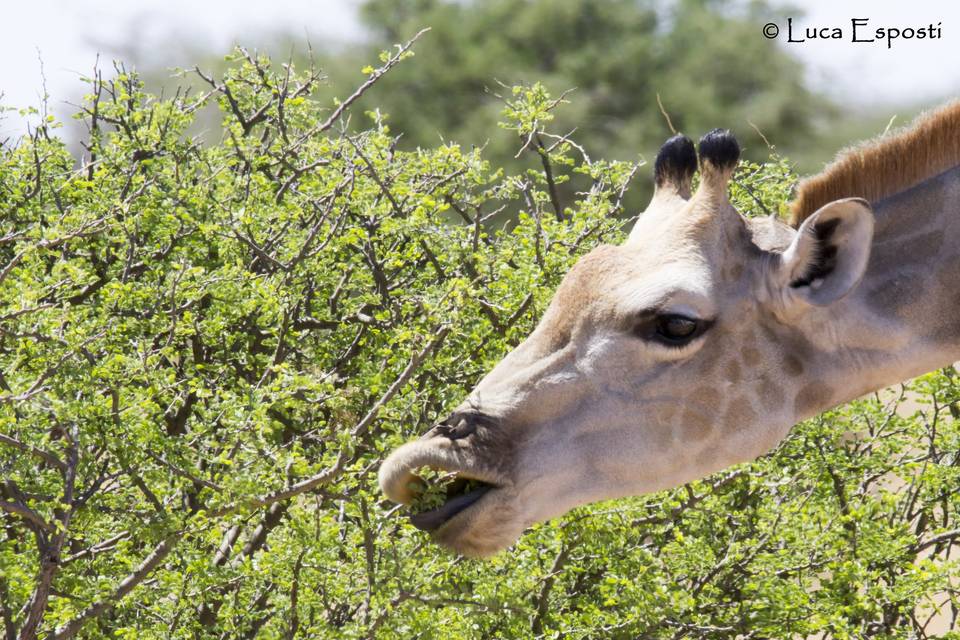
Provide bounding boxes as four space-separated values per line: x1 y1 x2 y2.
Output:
427 486 525 558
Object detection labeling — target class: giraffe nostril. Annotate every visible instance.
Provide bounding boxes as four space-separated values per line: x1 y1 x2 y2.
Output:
422 411 494 441
446 417 475 440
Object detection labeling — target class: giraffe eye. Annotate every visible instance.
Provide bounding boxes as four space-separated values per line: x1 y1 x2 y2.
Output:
632 309 714 348
633 313 708 347
656 314 700 346
657 315 698 341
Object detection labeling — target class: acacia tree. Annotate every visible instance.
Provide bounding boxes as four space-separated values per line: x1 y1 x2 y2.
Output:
2 36 960 640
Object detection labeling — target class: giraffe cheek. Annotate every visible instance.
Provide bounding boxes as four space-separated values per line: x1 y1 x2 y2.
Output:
742 347 762 366
690 386 721 406
680 409 713 443
724 359 742 382
758 376 786 412
722 396 758 432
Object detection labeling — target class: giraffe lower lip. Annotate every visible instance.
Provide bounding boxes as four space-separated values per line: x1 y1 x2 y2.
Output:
409 486 491 532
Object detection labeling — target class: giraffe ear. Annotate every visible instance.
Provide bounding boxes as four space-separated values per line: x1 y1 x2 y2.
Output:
776 198 874 307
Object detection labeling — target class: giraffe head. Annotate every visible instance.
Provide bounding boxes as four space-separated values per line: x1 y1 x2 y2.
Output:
379 129 875 557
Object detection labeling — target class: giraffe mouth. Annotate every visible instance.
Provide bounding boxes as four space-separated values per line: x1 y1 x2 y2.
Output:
408 476 495 531
378 440 505 531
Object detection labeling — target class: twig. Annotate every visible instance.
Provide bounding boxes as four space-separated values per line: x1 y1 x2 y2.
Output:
747 120 773 149
350 327 450 438
0 500 51 531
656 93 677 135
530 542 572 634
316 28 430 135
536 136 564 222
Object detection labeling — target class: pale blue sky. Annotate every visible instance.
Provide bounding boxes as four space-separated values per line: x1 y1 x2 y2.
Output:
1 0 957 139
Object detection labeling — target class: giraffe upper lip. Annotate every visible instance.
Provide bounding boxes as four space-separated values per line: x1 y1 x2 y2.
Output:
378 440 505 505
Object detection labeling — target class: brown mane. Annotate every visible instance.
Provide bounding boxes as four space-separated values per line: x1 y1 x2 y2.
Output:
789 100 960 227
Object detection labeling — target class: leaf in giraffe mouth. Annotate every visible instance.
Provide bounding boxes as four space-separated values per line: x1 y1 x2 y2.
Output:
406 468 493 531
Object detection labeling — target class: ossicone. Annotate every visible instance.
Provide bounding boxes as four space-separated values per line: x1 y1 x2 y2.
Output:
654 134 697 191
693 128 740 204
697 128 740 173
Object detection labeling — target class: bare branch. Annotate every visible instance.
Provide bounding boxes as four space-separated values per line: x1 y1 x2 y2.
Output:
62 532 131 565
536 136 564 222
913 528 960 555
530 541 572 635
0 500 51 532
0 434 66 473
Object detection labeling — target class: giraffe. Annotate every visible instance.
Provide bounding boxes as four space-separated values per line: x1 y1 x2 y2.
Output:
379 101 960 557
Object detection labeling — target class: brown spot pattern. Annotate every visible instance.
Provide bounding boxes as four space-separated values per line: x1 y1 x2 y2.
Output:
725 359 742 383
723 397 757 430
794 382 833 416
698 349 722 375
691 386 721 406
759 376 786 411
681 409 713 442
783 354 805 377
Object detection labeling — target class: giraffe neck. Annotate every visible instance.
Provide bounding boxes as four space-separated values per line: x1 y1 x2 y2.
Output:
801 164 960 413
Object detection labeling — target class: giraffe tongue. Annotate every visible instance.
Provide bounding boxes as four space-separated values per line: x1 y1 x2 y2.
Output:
409 486 491 532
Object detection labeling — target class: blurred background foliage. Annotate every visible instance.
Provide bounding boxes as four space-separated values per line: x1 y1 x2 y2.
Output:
96 0 933 202
348 0 822 166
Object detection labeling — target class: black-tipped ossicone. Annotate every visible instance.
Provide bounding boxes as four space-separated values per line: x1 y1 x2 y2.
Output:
653 134 697 187
698 128 740 171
